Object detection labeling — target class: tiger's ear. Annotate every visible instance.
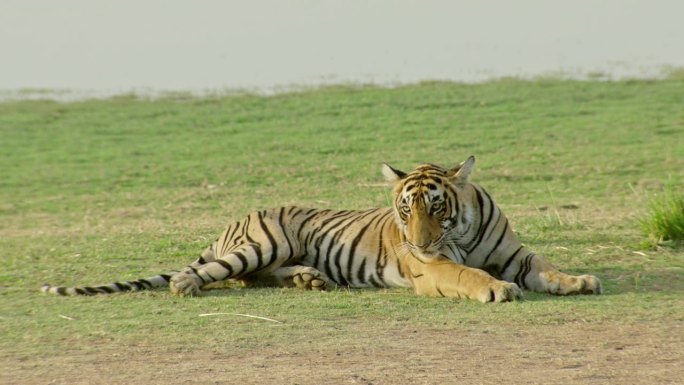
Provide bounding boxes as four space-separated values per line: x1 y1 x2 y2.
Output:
382 163 407 183
448 155 475 187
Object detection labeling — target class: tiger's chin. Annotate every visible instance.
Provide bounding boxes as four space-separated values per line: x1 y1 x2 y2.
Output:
413 249 446 263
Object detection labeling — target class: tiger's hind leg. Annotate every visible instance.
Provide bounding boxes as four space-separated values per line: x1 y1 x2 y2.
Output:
240 265 330 290
500 249 602 295
170 211 303 296
169 244 286 296
169 246 219 296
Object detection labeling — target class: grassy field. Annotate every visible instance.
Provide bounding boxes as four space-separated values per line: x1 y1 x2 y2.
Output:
1 78 683 384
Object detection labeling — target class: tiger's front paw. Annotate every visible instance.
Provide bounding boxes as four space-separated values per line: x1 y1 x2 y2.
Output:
478 280 524 303
540 272 602 295
170 272 202 297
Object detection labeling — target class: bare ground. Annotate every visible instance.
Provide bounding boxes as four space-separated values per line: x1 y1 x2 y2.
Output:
3 320 682 385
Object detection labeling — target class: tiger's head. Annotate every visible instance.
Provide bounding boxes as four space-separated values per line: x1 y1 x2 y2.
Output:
382 156 476 261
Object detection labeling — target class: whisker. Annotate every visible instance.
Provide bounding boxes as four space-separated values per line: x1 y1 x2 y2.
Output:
393 242 415 259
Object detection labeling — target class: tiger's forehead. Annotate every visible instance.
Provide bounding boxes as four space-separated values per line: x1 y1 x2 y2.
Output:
399 164 451 201
411 163 449 176
403 164 449 184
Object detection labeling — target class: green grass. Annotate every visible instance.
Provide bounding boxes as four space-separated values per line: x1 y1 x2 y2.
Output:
640 183 684 247
1 78 684 361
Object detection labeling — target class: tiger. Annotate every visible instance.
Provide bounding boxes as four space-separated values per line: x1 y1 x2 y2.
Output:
42 156 602 302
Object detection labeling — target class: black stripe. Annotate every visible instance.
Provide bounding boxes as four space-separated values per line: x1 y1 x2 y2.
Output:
521 254 535 289
316 214 355 271
368 274 383 288
445 243 461 263
227 221 241 243
296 210 324 242
222 221 242 253
257 211 278 267
374 211 394 283
481 208 502 247
189 267 206 284
396 255 405 278
243 215 255 244
332 246 349 286
436 286 445 297
297 210 330 247
307 231 319 268
98 286 115 293
56 287 67 295
515 254 534 288
214 259 234 277
322 248 336 284
311 212 358 270
525 255 534 287
303 230 316 260
139 278 153 288
482 221 509 265
452 190 460 214
475 186 485 223
233 251 249 276
317 212 356 238
160 274 172 282
217 225 233 256
392 224 407 278
85 286 99 294
279 207 295 261
514 256 526 286
338 209 379 280
114 282 131 291
318 210 351 228
252 243 264 270
129 281 143 290
356 257 367 284
326 238 349 285
74 288 87 295
467 188 493 252
403 175 424 183
287 206 298 216
501 246 524 276
518 258 529 288
313 215 348 250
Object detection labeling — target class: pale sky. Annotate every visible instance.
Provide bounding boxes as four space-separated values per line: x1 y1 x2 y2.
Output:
1 0 683 92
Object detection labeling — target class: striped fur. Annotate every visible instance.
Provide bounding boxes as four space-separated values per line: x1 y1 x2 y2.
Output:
42 156 602 302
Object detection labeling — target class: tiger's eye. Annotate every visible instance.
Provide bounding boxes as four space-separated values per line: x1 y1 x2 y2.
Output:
432 202 444 212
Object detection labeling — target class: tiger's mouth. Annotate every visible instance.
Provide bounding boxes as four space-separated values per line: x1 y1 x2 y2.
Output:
407 242 443 261
412 250 445 264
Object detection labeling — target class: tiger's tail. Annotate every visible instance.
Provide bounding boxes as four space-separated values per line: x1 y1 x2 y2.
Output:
40 272 178 296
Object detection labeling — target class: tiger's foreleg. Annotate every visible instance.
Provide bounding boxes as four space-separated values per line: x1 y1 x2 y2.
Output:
407 257 523 303
500 250 602 295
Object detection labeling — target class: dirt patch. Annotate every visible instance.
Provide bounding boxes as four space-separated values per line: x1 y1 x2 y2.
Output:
3 320 682 385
